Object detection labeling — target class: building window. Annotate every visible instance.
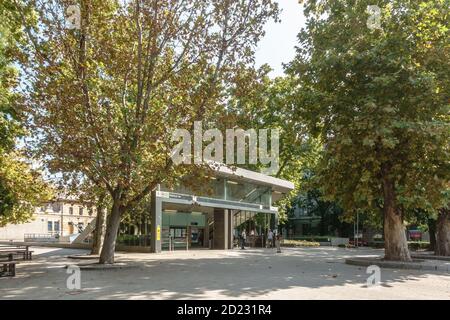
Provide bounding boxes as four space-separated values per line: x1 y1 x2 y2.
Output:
54 221 60 232
88 208 93 216
79 207 83 216
47 221 53 232
52 203 61 213
69 207 73 215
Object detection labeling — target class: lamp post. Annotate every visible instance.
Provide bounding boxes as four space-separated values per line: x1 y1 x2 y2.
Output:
353 212 360 247
60 202 63 238
356 212 359 247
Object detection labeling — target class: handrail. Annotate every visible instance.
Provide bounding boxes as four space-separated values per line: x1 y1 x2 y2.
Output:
24 233 60 243
24 233 57 239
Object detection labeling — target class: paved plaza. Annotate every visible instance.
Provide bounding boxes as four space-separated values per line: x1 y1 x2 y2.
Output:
1 246 449 300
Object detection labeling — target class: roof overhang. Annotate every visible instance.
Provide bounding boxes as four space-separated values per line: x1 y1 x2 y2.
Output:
208 162 295 194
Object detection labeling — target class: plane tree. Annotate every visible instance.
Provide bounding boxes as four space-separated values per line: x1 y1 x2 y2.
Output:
287 0 449 261
13 0 279 263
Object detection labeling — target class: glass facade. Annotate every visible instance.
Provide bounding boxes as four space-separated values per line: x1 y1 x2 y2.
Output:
233 211 275 248
160 177 225 199
161 177 272 209
225 181 271 207
162 211 206 228
119 172 284 251
161 211 207 250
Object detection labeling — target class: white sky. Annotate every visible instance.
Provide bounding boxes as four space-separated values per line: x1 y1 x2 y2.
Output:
255 0 306 78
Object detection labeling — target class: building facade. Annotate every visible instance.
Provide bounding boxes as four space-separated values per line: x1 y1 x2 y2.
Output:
149 165 294 252
0 166 294 250
0 199 96 241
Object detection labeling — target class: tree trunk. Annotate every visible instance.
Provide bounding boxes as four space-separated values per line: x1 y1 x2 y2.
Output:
382 165 411 261
427 218 436 252
435 209 450 256
99 201 123 264
91 206 106 255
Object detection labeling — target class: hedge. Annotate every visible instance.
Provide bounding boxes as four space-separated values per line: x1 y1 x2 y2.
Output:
281 239 321 247
284 236 331 242
369 241 431 251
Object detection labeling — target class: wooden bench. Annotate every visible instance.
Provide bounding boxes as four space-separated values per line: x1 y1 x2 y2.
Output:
0 253 20 277
0 246 33 260
0 261 20 277
0 250 33 261
0 245 29 249
0 249 33 259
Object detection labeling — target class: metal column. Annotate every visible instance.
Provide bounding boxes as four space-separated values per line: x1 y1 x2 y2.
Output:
150 190 162 253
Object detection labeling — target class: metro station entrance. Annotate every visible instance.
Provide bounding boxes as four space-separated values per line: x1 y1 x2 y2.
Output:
117 166 292 252
163 227 206 250
149 167 292 253
155 195 277 252
161 208 209 251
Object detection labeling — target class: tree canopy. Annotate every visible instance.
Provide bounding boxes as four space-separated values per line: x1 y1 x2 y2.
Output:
0 2 52 226
14 0 280 263
287 0 449 260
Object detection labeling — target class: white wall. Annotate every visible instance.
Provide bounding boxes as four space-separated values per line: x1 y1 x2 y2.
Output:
0 201 97 240
0 217 48 240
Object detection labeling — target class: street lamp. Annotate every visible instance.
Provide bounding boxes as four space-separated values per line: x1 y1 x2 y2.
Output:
353 212 360 247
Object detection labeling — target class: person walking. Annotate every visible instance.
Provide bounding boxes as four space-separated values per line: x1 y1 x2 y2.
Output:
241 229 247 249
248 229 255 248
198 230 203 247
267 229 274 248
276 232 282 253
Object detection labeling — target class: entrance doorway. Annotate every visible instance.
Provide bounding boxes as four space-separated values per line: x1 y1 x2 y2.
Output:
68 223 74 234
161 208 209 251
163 226 206 250
159 205 276 251
169 227 188 250
190 227 205 248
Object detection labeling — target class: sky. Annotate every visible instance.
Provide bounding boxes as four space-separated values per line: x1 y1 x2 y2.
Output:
255 0 306 78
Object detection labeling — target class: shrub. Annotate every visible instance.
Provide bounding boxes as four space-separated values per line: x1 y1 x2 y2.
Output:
285 236 331 243
281 239 321 247
408 241 430 251
369 241 431 251
369 241 385 249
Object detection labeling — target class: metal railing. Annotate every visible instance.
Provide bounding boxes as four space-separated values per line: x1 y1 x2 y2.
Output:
165 236 189 251
24 233 60 243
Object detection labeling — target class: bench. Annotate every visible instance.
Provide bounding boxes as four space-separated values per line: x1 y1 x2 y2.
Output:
0 245 29 249
0 250 33 261
0 246 33 260
0 249 33 260
0 253 20 277
0 260 20 277
0 245 26 248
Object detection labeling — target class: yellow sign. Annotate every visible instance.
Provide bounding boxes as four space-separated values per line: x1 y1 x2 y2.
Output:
157 225 161 241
